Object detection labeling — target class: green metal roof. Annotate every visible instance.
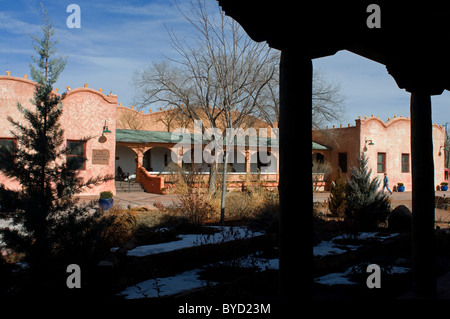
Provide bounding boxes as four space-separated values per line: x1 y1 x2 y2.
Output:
312 141 332 150
116 129 279 148
116 129 190 144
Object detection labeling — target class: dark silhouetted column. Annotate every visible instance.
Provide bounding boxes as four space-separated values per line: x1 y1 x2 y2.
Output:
410 91 436 297
279 48 313 304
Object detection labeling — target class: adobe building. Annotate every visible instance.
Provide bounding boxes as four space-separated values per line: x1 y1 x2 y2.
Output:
0 73 117 196
312 115 448 191
115 103 280 192
0 71 279 195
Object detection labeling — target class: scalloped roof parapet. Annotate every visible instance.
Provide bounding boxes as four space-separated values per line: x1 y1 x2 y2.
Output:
0 74 117 104
116 104 164 115
0 74 36 86
62 87 117 104
317 115 445 132
359 115 444 131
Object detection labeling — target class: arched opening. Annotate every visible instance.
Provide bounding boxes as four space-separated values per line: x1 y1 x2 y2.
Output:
312 152 324 164
115 145 137 179
181 148 209 172
250 150 277 173
143 147 176 172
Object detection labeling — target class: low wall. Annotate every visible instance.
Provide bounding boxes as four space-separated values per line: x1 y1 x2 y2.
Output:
161 172 279 191
137 166 164 194
137 170 279 192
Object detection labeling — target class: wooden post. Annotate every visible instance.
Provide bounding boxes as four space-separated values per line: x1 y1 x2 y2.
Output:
410 91 436 297
279 49 313 303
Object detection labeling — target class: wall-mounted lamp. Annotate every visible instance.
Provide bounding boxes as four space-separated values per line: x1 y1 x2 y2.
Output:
363 139 375 152
438 145 448 156
98 120 111 143
102 120 111 134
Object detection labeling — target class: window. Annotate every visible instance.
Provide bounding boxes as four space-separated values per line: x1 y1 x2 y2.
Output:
401 153 409 173
377 153 386 173
338 153 347 173
67 140 86 170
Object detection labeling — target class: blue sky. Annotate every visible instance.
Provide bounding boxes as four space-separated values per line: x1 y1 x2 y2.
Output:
1 0 449 127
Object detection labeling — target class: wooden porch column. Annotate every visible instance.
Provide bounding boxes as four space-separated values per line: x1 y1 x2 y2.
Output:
135 152 144 183
279 49 313 303
410 91 436 297
244 150 251 174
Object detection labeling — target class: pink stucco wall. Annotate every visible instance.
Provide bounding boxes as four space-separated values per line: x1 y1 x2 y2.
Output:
312 115 446 192
0 74 116 195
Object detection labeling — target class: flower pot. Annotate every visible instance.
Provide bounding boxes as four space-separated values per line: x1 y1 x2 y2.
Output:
397 186 405 192
99 198 113 210
442 185 449 191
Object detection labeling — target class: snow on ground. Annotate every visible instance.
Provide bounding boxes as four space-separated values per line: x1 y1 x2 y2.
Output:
118 254 279 299
313 232 399 257
126 226 265 257
314 264 410 286
118 269 206 299
118 226 272 299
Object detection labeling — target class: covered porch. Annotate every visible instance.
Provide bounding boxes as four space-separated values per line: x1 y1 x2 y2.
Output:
115 129 279 193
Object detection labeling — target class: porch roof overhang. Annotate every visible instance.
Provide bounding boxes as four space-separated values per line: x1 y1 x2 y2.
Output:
116 129 188 144
116 129 279 148
312 141 332 150
217 0 450 94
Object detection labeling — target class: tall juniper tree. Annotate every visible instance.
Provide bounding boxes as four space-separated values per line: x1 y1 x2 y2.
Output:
0 6 113 293
345 153 391 230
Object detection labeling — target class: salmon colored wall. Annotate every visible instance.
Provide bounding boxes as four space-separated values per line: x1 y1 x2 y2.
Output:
312 122 361 183
0 74 116 195
116 105 273 131
313 115 446 192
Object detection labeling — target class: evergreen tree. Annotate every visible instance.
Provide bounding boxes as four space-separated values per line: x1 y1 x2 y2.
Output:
345 153 390 230
329 168 347 218
0 6 114 294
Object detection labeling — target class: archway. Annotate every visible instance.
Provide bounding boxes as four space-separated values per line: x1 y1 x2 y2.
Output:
143 147 176 172
115 145 137 178
250 150 277 173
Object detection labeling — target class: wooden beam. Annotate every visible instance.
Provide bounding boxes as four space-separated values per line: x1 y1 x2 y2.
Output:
410 92 436 297
279 49 313 305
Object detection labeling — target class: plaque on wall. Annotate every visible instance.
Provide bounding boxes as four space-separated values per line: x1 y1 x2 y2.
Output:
92 149 110 165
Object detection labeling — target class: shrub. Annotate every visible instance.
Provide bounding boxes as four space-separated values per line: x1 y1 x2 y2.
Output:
329 168 347 218
249 190 279 234
345 153 391 230
100 191 113 199
51 205 136 266
178 193 216 225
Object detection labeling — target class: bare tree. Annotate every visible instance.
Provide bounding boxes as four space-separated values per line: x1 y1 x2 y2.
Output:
312 69 345 128
117 110 144 130
256 66 345 128
156 105 192 132
133 0 278 223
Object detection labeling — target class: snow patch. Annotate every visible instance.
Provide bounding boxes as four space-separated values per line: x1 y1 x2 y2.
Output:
313 232 399 257
126 226 264 257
